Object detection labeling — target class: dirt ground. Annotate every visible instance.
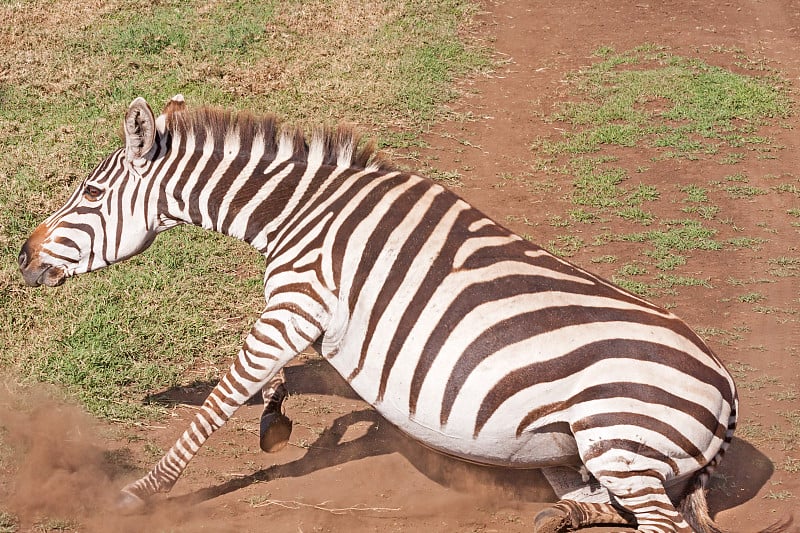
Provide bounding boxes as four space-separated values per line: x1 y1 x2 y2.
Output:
2 0 800 531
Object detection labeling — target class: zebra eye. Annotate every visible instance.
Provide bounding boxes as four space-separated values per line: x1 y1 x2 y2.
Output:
83 184 104 201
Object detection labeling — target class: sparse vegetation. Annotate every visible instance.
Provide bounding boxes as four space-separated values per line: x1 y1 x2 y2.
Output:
546 235 585 258
783 457 800 473
620 219 722 271
763 490 793 501
0 512 17 533
0 0 488 420
681 184 709 203
768 257 800 277
591 255 617 264
739 292 766 304
541 45 789 159
33 518 79 532
528 44 793 319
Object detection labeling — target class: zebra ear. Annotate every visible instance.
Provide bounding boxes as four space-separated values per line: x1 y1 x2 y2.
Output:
124 97 156 162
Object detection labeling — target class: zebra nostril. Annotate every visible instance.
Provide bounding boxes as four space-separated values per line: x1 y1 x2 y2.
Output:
17 250 28 268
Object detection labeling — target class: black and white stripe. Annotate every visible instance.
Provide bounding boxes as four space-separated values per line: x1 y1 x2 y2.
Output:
19 96 749 532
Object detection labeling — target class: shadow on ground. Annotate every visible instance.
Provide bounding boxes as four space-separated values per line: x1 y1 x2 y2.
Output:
143 359 776 518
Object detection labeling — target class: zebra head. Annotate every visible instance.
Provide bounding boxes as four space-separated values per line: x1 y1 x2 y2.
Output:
18 96 185 287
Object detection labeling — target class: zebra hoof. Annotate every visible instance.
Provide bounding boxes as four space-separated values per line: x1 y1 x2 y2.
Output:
533 506 574 533
259 412 292 453
115 488 147 515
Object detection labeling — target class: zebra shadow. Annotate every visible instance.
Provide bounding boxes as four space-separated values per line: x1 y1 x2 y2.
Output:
145 359 775 517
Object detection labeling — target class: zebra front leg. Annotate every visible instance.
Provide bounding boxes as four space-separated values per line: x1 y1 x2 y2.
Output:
116 305 322 513
259 370 293 453
116 370 264 511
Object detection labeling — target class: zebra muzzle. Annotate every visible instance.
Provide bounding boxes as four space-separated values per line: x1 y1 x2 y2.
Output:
20 263 67 287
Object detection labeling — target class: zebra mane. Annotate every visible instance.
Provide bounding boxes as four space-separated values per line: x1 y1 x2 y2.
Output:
165 107 392 171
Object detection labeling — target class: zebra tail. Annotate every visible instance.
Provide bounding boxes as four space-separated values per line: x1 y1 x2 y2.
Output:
681 483 799 533
679 403 733 533
680 405 795 533
681 472 794 533
678 476 724 533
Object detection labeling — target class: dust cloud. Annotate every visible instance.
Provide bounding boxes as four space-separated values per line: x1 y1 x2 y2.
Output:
0 384 114 525
0 383 184 532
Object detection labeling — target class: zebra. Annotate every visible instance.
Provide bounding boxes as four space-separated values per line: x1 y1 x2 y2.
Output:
16 95 779 532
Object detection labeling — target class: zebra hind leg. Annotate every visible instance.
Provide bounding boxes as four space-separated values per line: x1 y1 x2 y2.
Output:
593 468 692 533
259 369 293 453
537 466 636 532
534 500 635 532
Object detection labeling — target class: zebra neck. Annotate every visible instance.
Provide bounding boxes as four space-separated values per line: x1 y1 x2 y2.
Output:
158 140 349 254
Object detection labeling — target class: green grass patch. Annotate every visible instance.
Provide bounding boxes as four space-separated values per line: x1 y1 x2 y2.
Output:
546 235 585 258
0 0 488 420
718 152 746 165
620 219 721 270
774 183 800 195
568 209 600 223
529 45 789 292
628 183 660 203
570 162 629 208
591 255 617 264
567 162 657 213
617 206 655 225
681 205 720 219
4 228 264 420
619 263 648 276
738 292 766 304
724 172 748 182
610 276 654 298
681 184 709 203
426 168 464 186
723 184 769 199
753 306 798 316
696 327 744 347
544 45 790 160
655 274 712 289
725 237 766 250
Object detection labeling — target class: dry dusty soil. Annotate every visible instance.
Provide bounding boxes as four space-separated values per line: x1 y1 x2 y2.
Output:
2 0 800 531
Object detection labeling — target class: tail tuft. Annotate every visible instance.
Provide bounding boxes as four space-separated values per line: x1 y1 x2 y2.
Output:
679 478 724 533
680 398 794 533
679 399 737 533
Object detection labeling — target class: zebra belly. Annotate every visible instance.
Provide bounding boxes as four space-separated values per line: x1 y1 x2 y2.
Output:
374 398 581 468
318 342 580 467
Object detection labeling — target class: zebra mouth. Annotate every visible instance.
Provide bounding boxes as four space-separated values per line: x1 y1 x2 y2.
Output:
40 265 68 287
23 264 68 287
